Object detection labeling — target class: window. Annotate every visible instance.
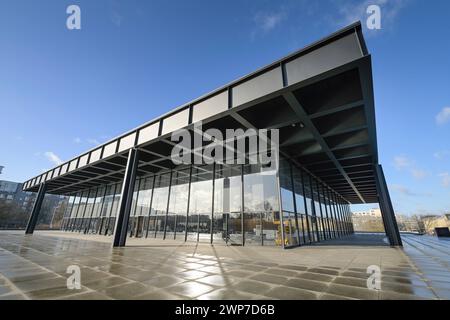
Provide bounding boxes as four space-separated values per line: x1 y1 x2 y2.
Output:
214 164 242 245
188 165 213 242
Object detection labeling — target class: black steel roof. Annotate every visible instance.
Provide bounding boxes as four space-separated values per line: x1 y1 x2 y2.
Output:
23 21 379 204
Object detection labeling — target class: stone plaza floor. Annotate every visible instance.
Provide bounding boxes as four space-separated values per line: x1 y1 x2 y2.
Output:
0 231 449 300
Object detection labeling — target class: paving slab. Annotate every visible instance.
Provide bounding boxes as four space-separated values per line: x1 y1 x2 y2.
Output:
0 231 448 300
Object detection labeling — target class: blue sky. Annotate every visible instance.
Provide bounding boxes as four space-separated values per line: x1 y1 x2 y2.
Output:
0 0 449 216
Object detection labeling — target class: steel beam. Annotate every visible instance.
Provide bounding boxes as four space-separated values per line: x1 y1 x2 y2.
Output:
283 92 366 203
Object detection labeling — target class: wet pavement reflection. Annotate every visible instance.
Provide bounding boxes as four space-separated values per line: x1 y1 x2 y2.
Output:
0 231 448 300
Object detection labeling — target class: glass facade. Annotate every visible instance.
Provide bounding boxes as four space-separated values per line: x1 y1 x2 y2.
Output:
61 157 353 247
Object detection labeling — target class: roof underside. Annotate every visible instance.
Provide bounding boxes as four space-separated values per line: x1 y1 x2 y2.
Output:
23 22 379 204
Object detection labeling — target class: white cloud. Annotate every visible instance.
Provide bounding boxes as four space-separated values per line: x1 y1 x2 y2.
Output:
390 184 415 196
44 151 63 166
436 107 450 125
390 184 431 197
411 169 428 180
256 12 285 32
393 155 411 170
438 172 450 188
433 150 450 160
393 155 428 180
252 10 287 38
110 11 122 27
73 137 81 144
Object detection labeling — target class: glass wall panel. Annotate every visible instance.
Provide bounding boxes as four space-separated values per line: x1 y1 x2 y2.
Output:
128 179 141 237
62 195 75 230
330 192 340 236
100 184 115 235
89 186 105 233
243 164 260 246
143 176 156 238
81 188 97 233
303 176 318 242
327 189 337 238
320 185 331 240
292 167 308 244
312 179 325 241
148 173 170 238
188 165 213 242
167 168 190 240
243 164 268 245
134 177 153 238
105 183 121 235
69 192 81 231
75 190 88 231
276 159 297 246
213 164 242 245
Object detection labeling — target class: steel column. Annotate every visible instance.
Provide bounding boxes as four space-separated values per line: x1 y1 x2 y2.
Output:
112 148 139 247
375 164 402 246
25 183 47 234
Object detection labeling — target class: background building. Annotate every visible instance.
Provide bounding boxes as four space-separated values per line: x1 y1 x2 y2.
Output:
0 179 68 229
419 214 450 235
352 209 384 232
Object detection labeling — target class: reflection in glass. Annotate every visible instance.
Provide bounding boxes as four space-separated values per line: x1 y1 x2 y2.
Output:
148 173 170 238
62 195 75 231
292 166 308 244
81 188 97 233
188 165 213 242
167 168 190 240
214 164 242 245
277 159 297 246
75 190 88 231
89 186 105 234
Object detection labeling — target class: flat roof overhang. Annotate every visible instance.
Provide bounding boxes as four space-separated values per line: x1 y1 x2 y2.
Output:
23 22 379 204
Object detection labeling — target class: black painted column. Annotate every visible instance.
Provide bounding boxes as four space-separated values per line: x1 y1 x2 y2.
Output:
25 183 47 234
375 164 402 246
113 148 139 247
